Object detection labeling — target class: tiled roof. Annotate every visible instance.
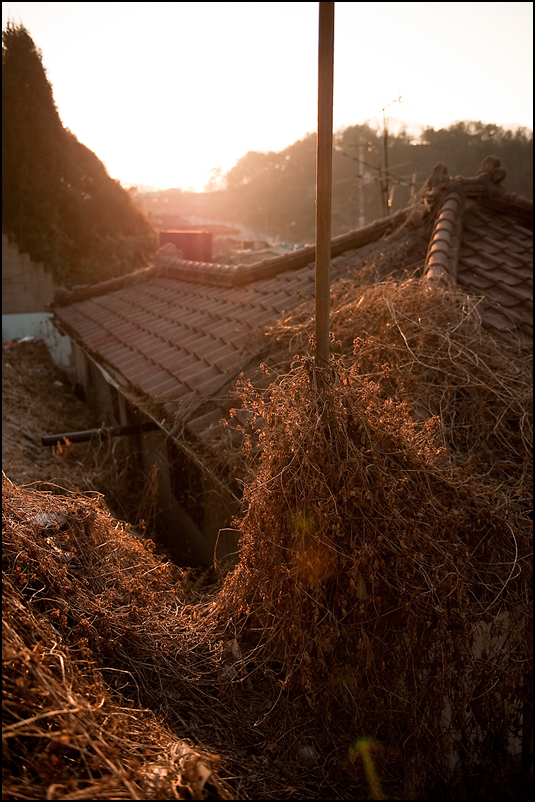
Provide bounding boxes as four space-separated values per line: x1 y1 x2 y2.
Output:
56 257 341 407
53 212 405 416
420 156 533 347
457 201 532 345
53 156 532 472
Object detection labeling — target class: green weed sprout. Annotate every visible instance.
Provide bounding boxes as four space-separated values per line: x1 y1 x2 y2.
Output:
349 737 385 800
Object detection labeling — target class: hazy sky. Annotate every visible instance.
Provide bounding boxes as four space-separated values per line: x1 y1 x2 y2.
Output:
2 1 533 192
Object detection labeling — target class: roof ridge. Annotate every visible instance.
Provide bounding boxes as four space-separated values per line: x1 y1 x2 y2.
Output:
424 185 466 285
52 156 531 308
53 209 408 305
156 208 407 288
452 156 533 219
422 156 533 288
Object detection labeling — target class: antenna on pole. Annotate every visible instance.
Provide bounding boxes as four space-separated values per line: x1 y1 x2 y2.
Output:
378 90 410 214
315 1 335 368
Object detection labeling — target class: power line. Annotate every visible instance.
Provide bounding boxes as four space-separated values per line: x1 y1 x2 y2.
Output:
335 92 418 217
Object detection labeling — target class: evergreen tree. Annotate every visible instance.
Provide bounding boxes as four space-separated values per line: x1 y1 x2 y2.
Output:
2 22 157 287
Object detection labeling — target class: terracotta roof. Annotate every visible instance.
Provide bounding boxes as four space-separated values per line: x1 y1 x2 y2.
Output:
53 156 532 471
420 156 533 347
53 212 405 415
55 257 342 406
457 201 532 344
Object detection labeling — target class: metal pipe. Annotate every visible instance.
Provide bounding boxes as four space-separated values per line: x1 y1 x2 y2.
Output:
42 420 160 447
315 1 335 367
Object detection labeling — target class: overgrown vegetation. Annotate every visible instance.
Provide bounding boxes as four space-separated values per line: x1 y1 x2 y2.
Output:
210 280 532 799
2 479 234 800
3 277 532 799
2 22 157 288
269 278 532 490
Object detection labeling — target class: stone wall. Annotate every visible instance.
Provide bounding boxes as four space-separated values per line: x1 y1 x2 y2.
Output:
2 234 57 314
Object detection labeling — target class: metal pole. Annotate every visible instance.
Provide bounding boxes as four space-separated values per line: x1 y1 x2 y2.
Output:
41 420 159 447
315 1 335 366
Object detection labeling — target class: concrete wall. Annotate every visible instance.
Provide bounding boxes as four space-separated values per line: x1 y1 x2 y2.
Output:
2 234 57 314
2 313 73 369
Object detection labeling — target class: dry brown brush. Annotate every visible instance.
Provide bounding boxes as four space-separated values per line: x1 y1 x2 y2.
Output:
3 278 532 800
270 277 532 494
2 476 235 800
210 278 532 799
3 475 346 801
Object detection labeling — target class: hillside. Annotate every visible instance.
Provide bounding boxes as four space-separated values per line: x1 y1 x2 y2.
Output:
136 122 533 244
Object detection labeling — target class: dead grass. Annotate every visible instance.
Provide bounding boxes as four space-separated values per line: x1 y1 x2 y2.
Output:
207 277 532 798
2 475 238 800
209 357 531 798
3 475 355 800
269 276 532 492
2 339 155 532
2 340 96 487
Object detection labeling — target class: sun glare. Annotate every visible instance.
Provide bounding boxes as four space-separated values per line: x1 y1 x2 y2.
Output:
2 1 532 191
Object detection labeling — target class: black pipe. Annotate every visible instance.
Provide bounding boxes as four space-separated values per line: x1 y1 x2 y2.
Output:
42 420 160 447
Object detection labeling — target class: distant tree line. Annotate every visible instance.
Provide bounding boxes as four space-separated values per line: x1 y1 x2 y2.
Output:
192 119 532 244
2 23 157 288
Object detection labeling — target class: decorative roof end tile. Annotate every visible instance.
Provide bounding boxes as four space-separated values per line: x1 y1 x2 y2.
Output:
476 155 507 185
424 186 466 286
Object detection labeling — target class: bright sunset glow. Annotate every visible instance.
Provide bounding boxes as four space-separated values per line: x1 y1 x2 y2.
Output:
2 1 533 192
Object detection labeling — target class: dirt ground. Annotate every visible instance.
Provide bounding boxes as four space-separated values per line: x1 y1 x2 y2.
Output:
2 338 150 527
2 339 97 486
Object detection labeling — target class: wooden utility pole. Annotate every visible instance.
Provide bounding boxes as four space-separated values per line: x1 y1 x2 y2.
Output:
358 139 365 229
315 1 335 367
383 106 390 216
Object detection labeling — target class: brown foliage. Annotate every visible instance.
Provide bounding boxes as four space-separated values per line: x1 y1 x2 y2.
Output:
271 277 532 489
2 478 233 800
208 278 532 798
2 278 533 799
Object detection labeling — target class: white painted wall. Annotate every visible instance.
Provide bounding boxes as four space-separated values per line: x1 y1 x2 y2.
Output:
2 313 73 369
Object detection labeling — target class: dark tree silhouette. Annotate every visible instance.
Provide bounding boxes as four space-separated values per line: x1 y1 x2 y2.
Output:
2 22 157 287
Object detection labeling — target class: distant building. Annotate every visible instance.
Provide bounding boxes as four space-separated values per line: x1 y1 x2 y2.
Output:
159 230 213 263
